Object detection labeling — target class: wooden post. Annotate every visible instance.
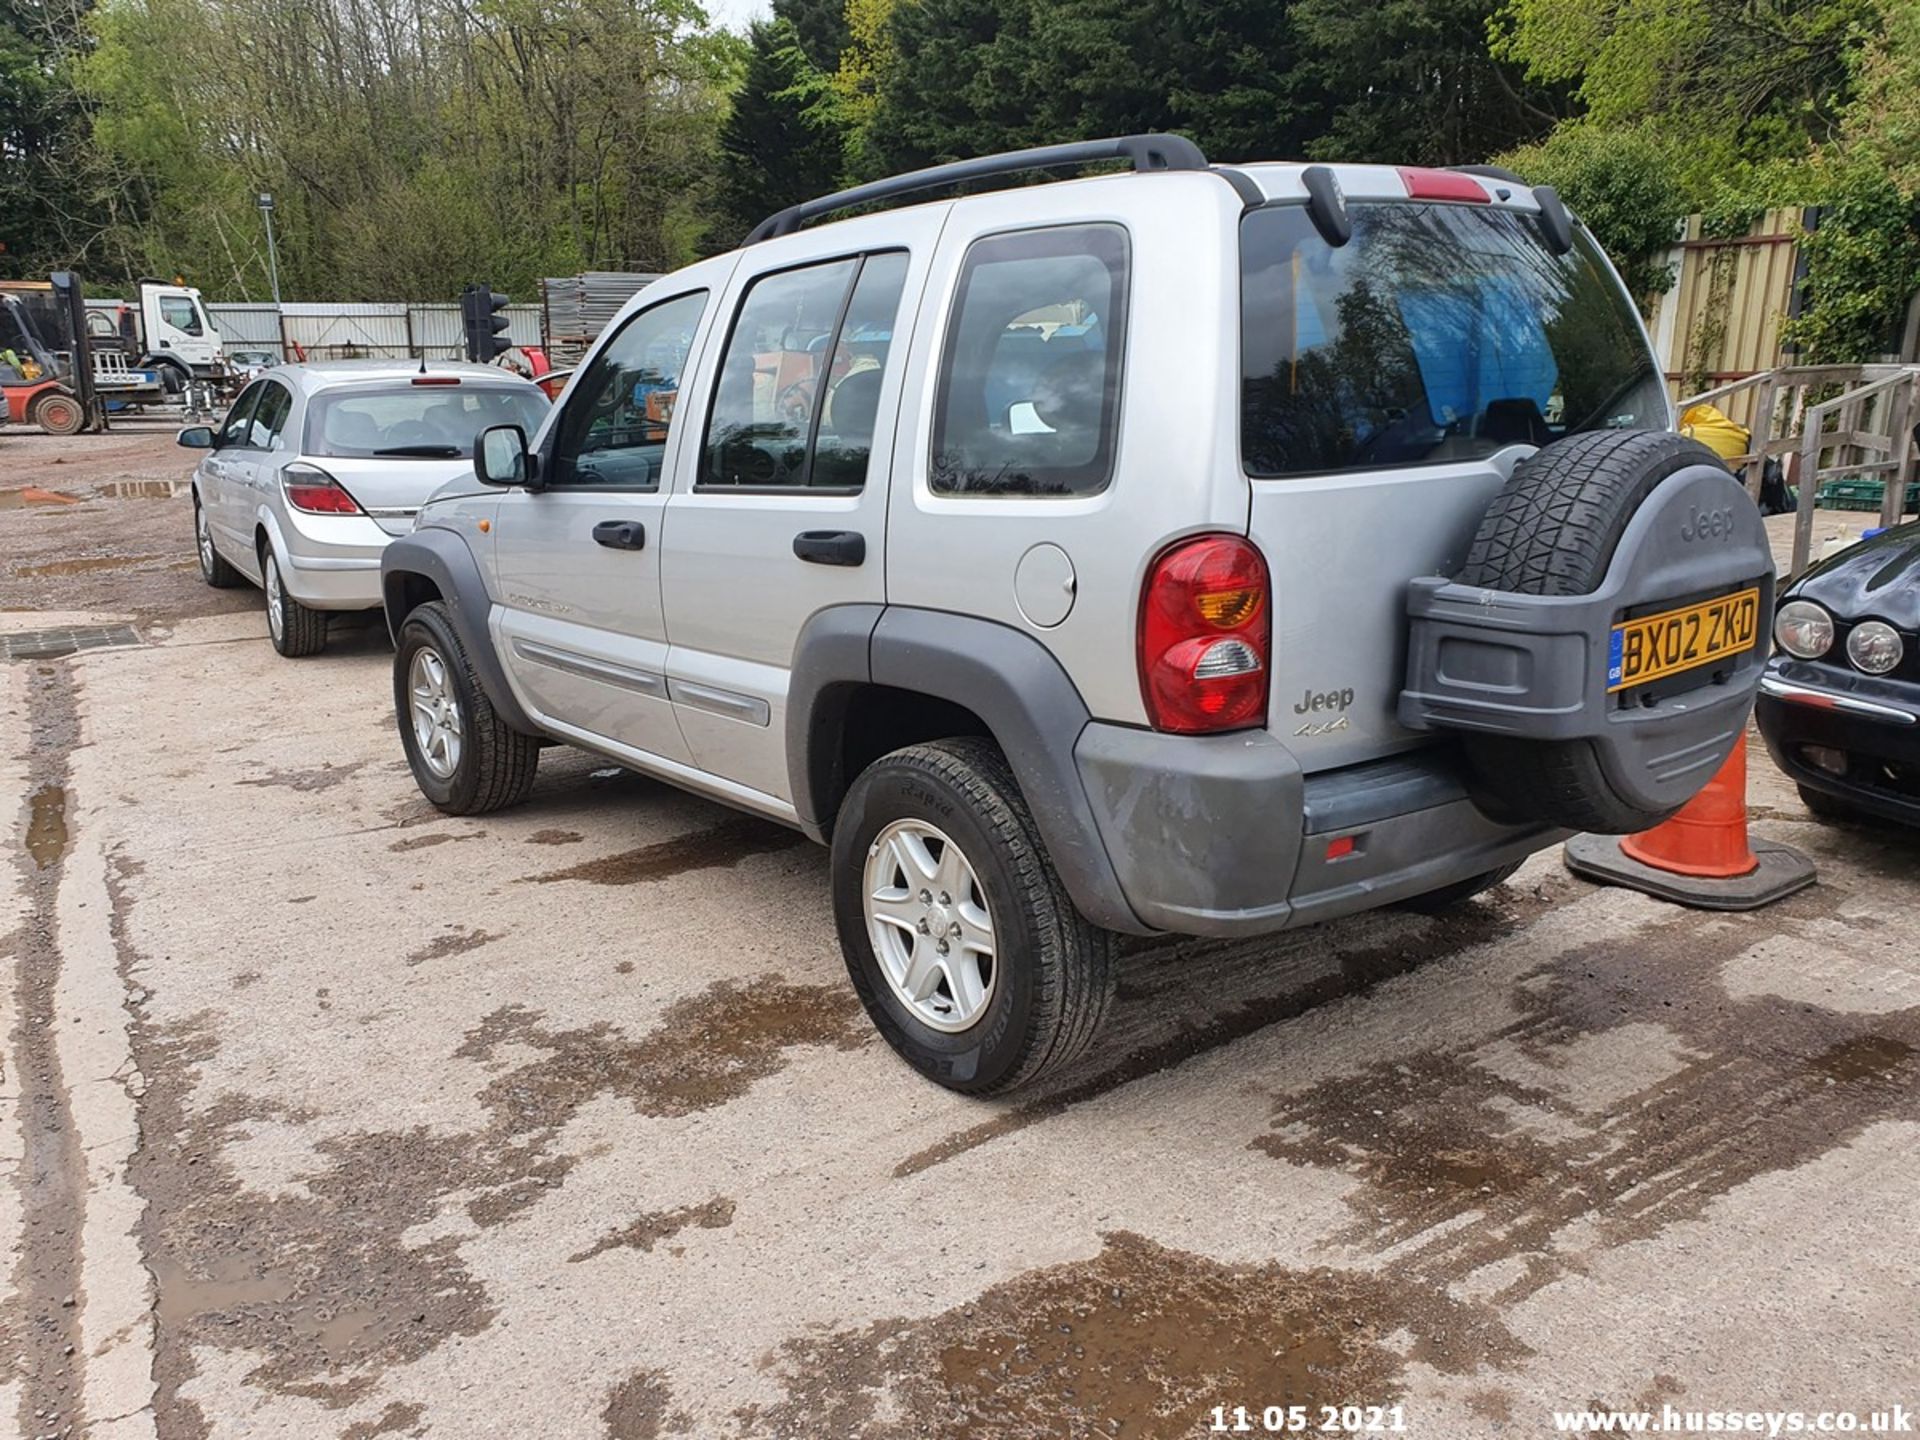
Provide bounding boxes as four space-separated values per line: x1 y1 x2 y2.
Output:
1887 371 1920 529
1792 406 1824 577
1749 373 1778 500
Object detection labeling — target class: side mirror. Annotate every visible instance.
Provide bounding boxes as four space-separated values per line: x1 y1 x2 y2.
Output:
475 424 538 488
176 425 215 449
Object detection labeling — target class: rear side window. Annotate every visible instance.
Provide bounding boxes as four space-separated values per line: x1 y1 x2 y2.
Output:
931 224 1129 497
701 250 909 490
1240 203 1665 478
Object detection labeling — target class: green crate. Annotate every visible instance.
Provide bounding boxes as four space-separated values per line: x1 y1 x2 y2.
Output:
1816 476 1920 512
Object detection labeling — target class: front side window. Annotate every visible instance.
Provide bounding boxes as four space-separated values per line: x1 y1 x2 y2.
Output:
548 291 707 489
249 381 292 449
700 252 909 491
159 296 204 336
1240 203 1666 478
217 383 263 448
305 383 548 459
931 224 1129 497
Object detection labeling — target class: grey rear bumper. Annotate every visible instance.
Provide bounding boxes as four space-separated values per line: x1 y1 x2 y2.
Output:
1073 727 1558 937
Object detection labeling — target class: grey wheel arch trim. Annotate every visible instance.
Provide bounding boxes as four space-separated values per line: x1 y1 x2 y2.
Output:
787 604 1151 936
380 527 539 738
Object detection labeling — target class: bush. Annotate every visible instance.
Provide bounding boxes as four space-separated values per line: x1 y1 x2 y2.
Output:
1781 159 1920 362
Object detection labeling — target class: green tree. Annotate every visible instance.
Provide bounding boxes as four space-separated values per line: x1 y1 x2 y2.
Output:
1497 122 1689 301
718 16 850 241
0 0 112 280
1291 0 1564 164
1492 0 1878 174
864 0 1322 175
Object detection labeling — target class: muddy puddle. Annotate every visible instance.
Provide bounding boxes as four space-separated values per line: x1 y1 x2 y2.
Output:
97 478 190 500
740 1231 1521 1439
1249 893 1920 1303
521 815 805 886
460 975 869 1124
26 782 69 869
16 553 169 577
569 1196 735 1263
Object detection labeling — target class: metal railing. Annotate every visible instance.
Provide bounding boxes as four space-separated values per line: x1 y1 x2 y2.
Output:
1679 364 1920 575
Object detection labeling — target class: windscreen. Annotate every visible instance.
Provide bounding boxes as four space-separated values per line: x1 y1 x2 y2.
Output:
1241 202 1666 478
305 383 549 459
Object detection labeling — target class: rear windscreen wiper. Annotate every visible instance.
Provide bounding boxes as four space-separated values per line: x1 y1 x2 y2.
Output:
371 445 465 457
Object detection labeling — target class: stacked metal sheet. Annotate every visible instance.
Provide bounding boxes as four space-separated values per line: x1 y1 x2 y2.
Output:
541 272 660 366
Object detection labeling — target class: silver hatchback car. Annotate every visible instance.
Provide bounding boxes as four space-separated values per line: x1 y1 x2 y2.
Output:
180 360 549 655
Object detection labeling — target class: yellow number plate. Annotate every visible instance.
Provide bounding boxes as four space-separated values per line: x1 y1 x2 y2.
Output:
1607 587 1760 692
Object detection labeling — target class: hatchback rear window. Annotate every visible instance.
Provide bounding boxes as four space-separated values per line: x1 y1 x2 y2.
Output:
1240 203 1666 478
305 383 549 459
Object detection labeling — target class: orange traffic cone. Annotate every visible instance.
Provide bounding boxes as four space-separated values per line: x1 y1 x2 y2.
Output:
1564 734 1815 909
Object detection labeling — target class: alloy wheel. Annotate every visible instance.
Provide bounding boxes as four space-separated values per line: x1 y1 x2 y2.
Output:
862 820 997 1032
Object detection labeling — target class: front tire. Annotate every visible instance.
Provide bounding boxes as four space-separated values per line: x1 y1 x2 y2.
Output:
262 547 327 657
194 498 243 588
393 601 539 814
1797 783 1861 824
830 737 1114 1096
32 391 84 435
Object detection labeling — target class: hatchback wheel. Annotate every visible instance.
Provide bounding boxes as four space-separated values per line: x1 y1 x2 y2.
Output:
393 601 539 814
831 737 1114 1095
194 499 242 588
262 548 327 657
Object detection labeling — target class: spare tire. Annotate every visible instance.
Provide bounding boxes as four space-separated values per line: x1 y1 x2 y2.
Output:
1452 429 1742 834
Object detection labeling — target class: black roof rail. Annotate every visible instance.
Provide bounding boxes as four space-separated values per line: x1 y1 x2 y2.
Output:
744 133 1211 244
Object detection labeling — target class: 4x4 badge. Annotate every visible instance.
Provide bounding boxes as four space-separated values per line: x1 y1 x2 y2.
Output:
1296 715 1350 737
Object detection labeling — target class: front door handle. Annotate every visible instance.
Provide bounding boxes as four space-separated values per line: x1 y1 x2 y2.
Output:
793 530 865 567
592 520 646 551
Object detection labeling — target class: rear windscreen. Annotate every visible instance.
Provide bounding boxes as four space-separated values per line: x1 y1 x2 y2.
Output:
305 384 549 459
1240 203 1666 478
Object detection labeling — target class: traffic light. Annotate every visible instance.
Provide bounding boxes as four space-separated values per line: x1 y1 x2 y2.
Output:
460 283 513 362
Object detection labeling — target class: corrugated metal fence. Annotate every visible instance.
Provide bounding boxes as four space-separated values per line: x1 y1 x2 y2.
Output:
1646 208 1808 431
201 302 543 361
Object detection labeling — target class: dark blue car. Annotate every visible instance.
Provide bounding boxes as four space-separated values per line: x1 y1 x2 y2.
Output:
1757 520 1920 825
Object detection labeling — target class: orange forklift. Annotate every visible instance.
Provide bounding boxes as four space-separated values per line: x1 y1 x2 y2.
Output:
1 272 140 435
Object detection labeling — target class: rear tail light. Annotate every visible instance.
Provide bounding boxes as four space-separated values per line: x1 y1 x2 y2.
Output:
1139 534 1271 733
282 462 363 515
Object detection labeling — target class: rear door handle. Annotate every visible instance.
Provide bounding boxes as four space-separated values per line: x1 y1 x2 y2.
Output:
793 530 865 566
592 520 646 551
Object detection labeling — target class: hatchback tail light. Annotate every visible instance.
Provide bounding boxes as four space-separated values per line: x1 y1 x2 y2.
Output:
1138 534 1271 733
282 462 363 515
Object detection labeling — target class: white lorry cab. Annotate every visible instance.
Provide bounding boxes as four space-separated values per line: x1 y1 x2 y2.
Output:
87 279 230 391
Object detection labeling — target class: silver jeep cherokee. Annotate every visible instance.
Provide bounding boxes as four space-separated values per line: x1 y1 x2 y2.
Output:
381 135 1774 1094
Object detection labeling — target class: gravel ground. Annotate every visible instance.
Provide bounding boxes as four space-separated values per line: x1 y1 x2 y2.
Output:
2 429 1916 1440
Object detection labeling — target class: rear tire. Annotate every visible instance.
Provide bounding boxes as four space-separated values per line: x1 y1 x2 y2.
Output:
1398 861 1524 914
1455 430 1726 834
831 737 1115 1096
394 601 539 814
263 547 327 657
